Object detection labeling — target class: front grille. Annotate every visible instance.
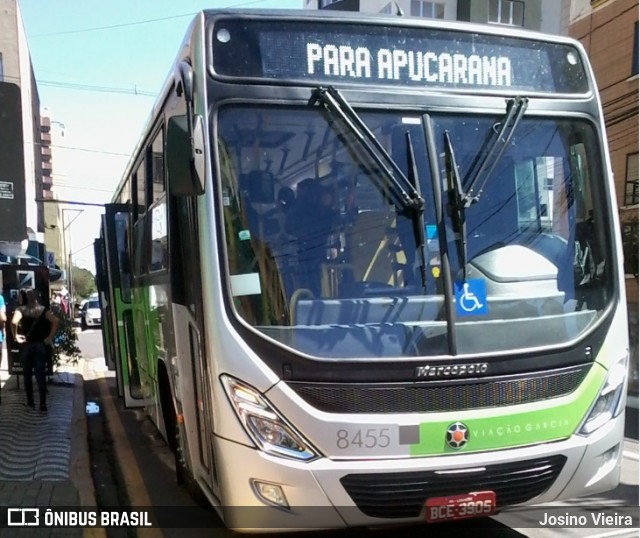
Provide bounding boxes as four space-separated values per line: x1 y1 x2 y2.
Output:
340 455 566 519
288 364 590 413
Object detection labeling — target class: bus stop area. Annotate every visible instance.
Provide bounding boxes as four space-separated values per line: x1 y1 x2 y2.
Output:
0 352 98 537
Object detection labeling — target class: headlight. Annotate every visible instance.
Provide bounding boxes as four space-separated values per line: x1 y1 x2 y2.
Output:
220 375 319 461
579 355 628 435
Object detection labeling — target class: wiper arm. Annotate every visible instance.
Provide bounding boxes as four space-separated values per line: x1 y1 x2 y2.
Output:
463 96 528 207
309 86 425 213
444 130 468 279
406 132 428 290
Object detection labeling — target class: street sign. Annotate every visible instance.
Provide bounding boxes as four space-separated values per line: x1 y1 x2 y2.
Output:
0 264 51 375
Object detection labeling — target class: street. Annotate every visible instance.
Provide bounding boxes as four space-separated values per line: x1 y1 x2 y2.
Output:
76 329 639 538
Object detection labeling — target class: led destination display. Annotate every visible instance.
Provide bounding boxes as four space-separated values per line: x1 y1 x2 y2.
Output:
211 19 588 93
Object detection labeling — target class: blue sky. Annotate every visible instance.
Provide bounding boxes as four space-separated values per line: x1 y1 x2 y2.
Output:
17 0 303 272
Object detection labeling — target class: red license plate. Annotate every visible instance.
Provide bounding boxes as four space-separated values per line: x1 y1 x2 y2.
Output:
425 491 496 523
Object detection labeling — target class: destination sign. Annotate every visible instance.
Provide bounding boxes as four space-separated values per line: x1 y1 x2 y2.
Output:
306 44 512 87
211 19 588 94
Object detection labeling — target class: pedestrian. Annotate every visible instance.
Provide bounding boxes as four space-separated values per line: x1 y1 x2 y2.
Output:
50 292 62 315
10 289 59 412
0 292 5 404
59 294 69 317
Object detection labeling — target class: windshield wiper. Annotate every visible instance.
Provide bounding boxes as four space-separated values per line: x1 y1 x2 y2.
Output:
444 130 468 279
309 86 428 291
462 96 528 207
406 132 428 290
309 86 425 213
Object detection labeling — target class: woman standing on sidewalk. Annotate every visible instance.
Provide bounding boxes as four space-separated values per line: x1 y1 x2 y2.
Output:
0 292 5 404
11 289 59 412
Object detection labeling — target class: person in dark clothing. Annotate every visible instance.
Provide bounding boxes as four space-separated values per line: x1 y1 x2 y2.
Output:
0 292 5 404
11 289 59 412
287 180 340 296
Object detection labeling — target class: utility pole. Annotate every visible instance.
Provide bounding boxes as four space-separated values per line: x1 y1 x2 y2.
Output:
61 208 84 319
36 197 105 319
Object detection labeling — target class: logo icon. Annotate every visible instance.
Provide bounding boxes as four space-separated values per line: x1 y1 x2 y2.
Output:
16 270 35 290
7 508 39 526
446 422 469 449
454 279 487 316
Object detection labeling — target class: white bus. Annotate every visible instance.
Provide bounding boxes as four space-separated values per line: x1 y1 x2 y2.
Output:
95 9 629 531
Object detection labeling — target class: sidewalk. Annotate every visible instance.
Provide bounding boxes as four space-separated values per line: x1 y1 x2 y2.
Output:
0 350 99 537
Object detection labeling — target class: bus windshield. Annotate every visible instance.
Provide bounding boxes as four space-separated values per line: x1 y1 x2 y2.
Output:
217 105 611 359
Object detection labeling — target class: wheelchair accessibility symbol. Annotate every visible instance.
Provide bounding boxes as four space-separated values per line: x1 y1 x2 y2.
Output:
454 279 488 316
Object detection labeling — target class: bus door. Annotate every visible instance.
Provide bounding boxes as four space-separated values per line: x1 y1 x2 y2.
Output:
102 203 146 408
94 237 116 373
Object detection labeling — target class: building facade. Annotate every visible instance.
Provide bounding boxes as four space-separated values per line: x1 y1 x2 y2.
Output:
41 110 65 285
567 0 639 407
307 0 568 34
0 0 44 261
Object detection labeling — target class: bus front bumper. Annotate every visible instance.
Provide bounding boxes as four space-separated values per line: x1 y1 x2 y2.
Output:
214 411 624 532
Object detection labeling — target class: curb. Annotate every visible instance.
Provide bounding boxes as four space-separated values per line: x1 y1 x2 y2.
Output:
97 376 163 538
68 370 107 538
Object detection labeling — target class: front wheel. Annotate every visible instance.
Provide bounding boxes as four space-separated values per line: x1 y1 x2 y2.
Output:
173 422 210 507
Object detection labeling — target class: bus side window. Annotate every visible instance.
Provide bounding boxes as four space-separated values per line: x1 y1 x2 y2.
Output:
133 160 147 222
149 128 168 272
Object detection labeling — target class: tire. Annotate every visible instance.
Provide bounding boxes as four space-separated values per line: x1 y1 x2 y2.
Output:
159 367 210 505
159 377 183 483
173 416 210 507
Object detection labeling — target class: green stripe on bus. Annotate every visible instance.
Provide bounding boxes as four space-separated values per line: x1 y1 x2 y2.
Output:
111 286 132 386
409 362 606 456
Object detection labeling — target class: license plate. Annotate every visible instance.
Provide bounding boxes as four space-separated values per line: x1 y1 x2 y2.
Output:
425 491 496 523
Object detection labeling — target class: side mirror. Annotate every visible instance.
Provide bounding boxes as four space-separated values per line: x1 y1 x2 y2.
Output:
166 114 205 196
167 60 205 197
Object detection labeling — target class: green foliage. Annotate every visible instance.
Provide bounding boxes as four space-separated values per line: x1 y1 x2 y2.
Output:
52 315 81 370
71 265 97 299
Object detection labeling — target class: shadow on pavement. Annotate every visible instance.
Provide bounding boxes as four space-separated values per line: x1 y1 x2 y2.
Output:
625 406 638 440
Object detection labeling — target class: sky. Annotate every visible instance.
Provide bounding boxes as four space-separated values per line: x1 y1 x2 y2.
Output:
17 0 304 273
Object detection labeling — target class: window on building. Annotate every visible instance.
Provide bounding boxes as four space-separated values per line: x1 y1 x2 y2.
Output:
488 0 524 26
625 153 639 206
623 223 639 277
633 22 638 77
411 0 445 18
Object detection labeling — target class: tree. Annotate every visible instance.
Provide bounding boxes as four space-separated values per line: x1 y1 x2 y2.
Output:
51 315 81 370
71 265 97 299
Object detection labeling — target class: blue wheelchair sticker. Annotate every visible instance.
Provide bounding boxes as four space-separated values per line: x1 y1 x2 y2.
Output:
454 279 488 316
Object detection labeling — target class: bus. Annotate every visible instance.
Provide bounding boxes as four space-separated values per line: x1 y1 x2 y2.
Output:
94 8 630 531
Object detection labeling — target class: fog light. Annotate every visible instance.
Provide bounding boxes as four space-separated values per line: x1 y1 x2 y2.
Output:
252 480 289 508
601 444 620 465
585 443 621 488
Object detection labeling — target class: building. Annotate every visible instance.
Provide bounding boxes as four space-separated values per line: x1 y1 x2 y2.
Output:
306 0 567 34
567 0 639 407
41 109 66 287
0 0 44 261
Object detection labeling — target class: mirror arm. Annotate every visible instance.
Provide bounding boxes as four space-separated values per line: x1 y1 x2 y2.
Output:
178 61 196 162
